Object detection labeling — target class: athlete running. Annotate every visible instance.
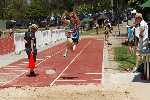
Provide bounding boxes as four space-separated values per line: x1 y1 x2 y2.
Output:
70 10 80 51
61 11 73 57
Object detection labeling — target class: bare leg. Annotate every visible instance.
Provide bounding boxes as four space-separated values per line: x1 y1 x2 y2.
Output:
64 48 68 57
128 42 133 54
73 44 76 51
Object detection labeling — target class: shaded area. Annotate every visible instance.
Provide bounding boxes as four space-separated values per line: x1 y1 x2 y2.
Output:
132 73 150 83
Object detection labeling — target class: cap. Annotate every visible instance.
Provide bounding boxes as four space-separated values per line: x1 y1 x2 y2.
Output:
31 24 38 30
135 13 143 19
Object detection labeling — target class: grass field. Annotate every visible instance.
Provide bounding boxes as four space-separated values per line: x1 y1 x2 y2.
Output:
114 45 136 70
80 28 105 36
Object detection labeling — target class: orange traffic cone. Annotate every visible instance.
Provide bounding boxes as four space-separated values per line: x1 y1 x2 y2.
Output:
28 52 35 70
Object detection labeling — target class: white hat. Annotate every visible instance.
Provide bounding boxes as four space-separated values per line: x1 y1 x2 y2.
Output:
31 24 38 30
135 13 143 19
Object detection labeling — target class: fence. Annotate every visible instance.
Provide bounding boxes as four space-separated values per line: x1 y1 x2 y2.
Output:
14 29 66 54
0 29 66 55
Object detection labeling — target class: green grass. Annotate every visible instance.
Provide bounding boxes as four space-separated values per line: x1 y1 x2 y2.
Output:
80 28 105 36
80 29 96 35
114 46 136 70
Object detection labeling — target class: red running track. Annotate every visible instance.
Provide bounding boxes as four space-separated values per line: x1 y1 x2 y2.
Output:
0 36 15 55
0 38 104 88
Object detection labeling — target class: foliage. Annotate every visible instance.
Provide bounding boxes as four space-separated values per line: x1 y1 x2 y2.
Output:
80 18 93 26
128 0 148 8
0 0 128 20
0 0 65 19
25 0 48 19
81 28 96 36
76 0 112 15
6 0 26 19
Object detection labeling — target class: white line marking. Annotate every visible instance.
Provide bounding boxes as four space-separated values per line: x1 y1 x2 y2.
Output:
36 49 65 67
1 72 26 87
0 73 17 75
6 66 19 67
5 66 24 68
3 68 26 70
6 66 25 68
17 64 26 66
1 47 65 87
36 59 43 61
46 56 51 58
92 79 102 81
101 40 105 84
50 41 91 86
56 80 86 82
23 62 29 64
85 73 102 75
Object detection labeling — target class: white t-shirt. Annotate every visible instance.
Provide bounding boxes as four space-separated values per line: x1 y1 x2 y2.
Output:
139 20 149 50
134 26 140 39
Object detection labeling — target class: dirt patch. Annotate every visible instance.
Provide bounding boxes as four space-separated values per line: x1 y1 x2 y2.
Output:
45 69 56 75
0 85 137 100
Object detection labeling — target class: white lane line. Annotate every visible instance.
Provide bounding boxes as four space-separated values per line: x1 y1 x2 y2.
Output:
101 40 105 84
12 70 28 72
46 56 52 58
36 49 64 67
50 41 91 86
85 73 102 75
17 64 26 66
6 66 19 67
1 47 65 87
92 79 102 81
36 59 43 61
3 68 26 70
4 66 24 68
56 80 86 82
23 62 29 64
0 73 17 75
5 66 25 68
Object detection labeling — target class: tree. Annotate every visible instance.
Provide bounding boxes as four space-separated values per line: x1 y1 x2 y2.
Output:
128 0 148 8
0 0 13 19
25 0 48 19
6 0 27 19
76 0 112 15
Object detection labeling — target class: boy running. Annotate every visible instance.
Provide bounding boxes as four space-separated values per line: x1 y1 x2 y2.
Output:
70 11 80 51
61 11 73 57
